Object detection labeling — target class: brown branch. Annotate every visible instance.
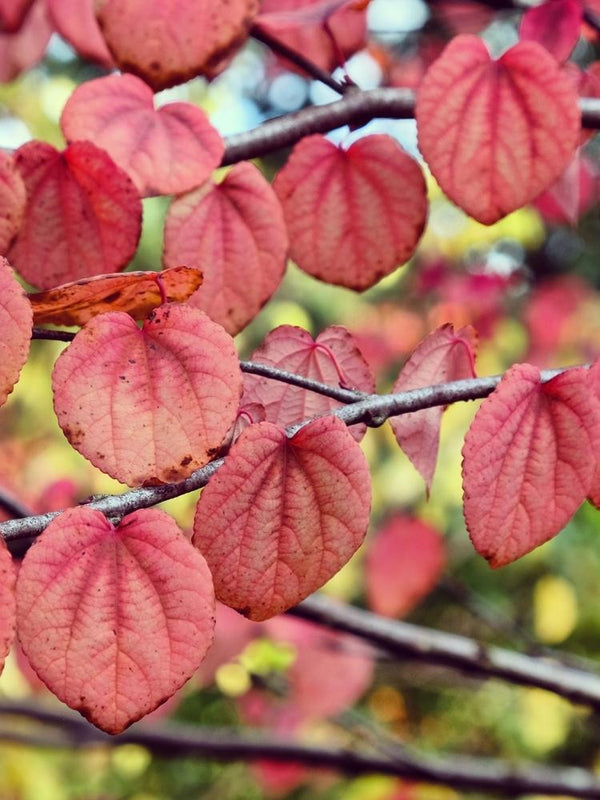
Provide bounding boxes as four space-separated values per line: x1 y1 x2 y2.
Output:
221 88 600 165
1 700 600 797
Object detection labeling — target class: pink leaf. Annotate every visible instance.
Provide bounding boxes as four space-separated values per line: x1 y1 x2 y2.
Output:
519 0 582 63
0 0 33 32
365 515 446 617
255 0 368 72
195 602 259 686
8 141 142 289
193 416 371 621
0 257 32 408
588 359 600 508
416 36 580 224
163 162 288 334
242 325 375 441
16 506 215 734
0 538 16 676
95 0 260 90
462 364 600 567
61 74 224 197
533 151 596 225
52 305 242 487
46 0 114 66
0 151 26 251
0 0 51 83
273 134 427 290
390 324 477 492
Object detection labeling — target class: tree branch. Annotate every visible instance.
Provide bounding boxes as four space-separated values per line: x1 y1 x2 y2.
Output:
1 700 600 797
221 88 600 165
291 595 600 711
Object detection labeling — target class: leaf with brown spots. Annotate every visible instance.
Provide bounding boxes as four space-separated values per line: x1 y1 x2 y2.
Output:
30 266 203 326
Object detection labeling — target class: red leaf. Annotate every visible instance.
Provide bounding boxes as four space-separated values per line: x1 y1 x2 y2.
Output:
273 134 427 290
255 0 368 72
0 151 26 252
0 0 34 32
242 325 375 441
163 162 288 334
390 324 477 492
29 266 204 327
462 364 600 567
195 602 258 686
0 0 51 83
9 141 142 289
0 538 16 677
533 151 597 225
519 0 582 63
416 36 580 224
61 74 224 197
0 257 32 408
16 507 215 734
193 416 371 621
52 305 242 487
365 515 446 617
95 0 260 91
588 359 600 508
46 0 114 67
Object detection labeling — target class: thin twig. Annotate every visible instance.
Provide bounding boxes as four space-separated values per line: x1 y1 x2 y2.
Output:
1 700 600 797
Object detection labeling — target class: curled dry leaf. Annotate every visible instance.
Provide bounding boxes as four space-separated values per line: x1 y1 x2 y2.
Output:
0 257 32 408
365 515 446 617
61 74 224 197
193 416 371 621
95 0 260 90
9 140 142 289
46 0 114 66
462 364 600 567
30 266 203 327
16 507 215 734
390 324 477 493
0 150 26 252
164 162 288 335
0 537 16 677
242 324 375 441
416 36 580 224
273 134 427 290
52 305 242 487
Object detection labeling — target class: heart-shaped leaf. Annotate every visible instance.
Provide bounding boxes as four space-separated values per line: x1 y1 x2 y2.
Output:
416 36 580 224
163 162 288 334
0 257 32 408
193 416 371 621
95 0 260 90
390 324 477 492
273 134 427 290
9 140 142 289
242 325 374 441
52 305 242 486
462 364 600 567
30 266 203 326
61 74 224 197
17 506 215 734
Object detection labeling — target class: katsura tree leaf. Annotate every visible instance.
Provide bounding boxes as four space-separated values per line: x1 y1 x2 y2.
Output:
193 416 371 621
163 162 288 335
0 0 33 32
462 364 600 567
46 0 114 66
0 0 51 83
0 151 26 252
52 305 242 487
95 0 260 90
8 140 142 289
390 324 477 492
519 0 581 63
365 515 446 617
273 134 427 290
255 0 368 72
416 36 580 224
0 257 32 408
242 325 374 441
16 507 215 734
30 266 203 326
0 538 16 677
61 74 224 197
